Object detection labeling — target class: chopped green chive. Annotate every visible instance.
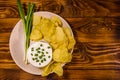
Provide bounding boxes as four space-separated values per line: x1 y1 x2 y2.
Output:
35 54 38 56
35 58 37 60
37 47 40 50
47 46 51 49
48 56 50 58
46 52 48 54
31 53 33 56
36 60 39 62
41 60 43 63
39 56 42 59
40 44 43 47
44 58 46 61
36 47 40 51
32 58 35 60
42 49 44 51
31 48 34 51
37 51 41 53
41 55 44 58
42 52 44 54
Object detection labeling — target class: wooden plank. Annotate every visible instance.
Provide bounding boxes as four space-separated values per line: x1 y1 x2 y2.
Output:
42 0 120 17
1 52 120 69
0 69 120 80
0 43 11 60
0 0 120 18
0 0 42 18
0 18 19 32
0 18 19 42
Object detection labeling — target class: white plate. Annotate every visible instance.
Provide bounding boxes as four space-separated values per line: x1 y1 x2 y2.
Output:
9 11 74 75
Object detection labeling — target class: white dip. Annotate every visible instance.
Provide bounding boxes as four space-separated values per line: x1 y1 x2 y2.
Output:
27 41 52 67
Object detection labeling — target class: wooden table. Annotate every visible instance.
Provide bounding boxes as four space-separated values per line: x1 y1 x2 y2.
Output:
0 0 120 80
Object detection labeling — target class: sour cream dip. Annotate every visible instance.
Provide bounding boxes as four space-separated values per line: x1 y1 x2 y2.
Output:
27 41 52 67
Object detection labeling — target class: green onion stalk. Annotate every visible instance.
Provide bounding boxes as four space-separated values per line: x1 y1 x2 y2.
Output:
17 0 34 64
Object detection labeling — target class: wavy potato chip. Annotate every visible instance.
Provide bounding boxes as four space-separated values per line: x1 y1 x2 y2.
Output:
68 37 76 50
41 61 54 76
41 62 63 76
30 28 42 41
52 63 63 76
63 27 76 49
50 42 59 49
53 48 72 63
33 15 42 26
39 17 56 43
48 26 68 49
40 17 56 37
55 27 67 43
52 26 68 49
51 16 62 26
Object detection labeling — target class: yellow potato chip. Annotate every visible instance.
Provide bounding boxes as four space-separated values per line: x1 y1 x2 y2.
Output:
53 48 72 63
54 26 68 48
49 26 68 49
44 28 56 43
68 37 76 49
55 27 67 42
42 62 63 76
63 27 76 49
51 16 62 26
58 42 68 49
33 15 42 26
40 17 56 37
41 61 54 76
50 42 59 49
30 28 42 41
52 63 63 76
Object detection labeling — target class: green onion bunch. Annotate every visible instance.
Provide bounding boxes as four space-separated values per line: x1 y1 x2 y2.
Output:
17 0 34 63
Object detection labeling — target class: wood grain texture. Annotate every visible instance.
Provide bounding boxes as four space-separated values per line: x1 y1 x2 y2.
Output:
0 0 42 18
18 0 120 17
0 0 120 18
1 69 120 80
0 0 120 80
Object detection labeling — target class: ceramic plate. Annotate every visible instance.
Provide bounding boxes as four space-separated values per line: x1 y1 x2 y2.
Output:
9 11 74 75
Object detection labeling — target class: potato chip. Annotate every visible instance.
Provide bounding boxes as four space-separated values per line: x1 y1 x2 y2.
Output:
41 61 54 76
40 17 56 37
49 26 68 49
53 48 72 63
53 26 68 48
33 15 42 26
50 42 59 49
68 37 76 50
55 27 67 42
30 28 42 41
63 27 76 49
51 16 62 26
37 17 56 43
41 62 63 76
52 63 63 76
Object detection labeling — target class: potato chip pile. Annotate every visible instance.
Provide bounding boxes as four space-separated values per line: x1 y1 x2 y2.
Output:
30 15 76 76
